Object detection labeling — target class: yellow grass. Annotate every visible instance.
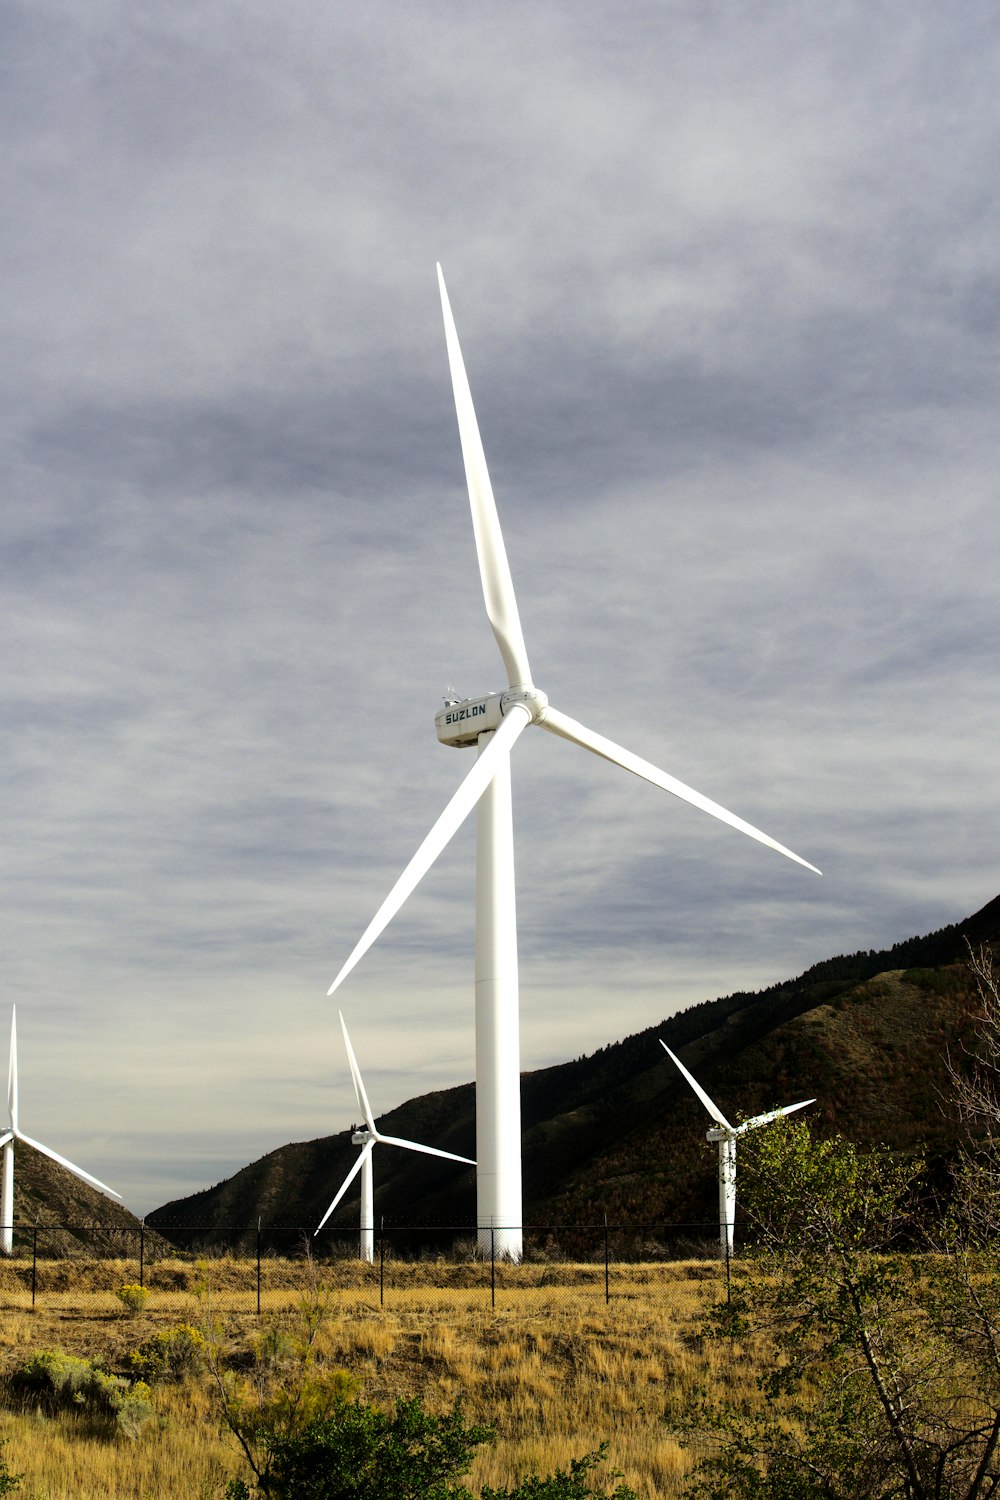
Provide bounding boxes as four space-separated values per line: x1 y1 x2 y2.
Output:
0 1256 733 1499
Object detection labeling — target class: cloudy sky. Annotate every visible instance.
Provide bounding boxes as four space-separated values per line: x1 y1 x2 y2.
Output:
3 1 998 1216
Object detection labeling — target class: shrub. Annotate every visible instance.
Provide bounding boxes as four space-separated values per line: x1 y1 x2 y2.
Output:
0 1443 21 1496
115 1282 149 1316
481 1445 638 1499
124 1323 205 1385
10 1348 154 1439
224 1368 360 1463
679 1114 1000 1500
229 1395 493 1499
223 1393 637 1500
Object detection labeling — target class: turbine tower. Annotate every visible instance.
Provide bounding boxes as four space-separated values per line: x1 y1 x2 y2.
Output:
660 1040 814 1257
329 267 820 1259
315 1013 475 1262
0 1007 122 1255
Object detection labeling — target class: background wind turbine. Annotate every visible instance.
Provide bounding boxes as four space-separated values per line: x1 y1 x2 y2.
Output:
0 1007 122 1255
328 266 820 1259
314 1012 475 1263
660 1040 814 1258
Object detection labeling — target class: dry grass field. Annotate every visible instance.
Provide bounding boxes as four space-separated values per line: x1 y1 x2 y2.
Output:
0 1253 732 1499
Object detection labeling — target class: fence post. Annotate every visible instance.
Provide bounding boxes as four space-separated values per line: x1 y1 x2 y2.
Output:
604 1214 610 1304
256 1219 262 1315
31 1223 38 1310
490 1226 496 1310
139 1220 145 1289
379 1216 385 1308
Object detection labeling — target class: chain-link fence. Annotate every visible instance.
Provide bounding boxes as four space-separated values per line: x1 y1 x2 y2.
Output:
0 1220 731 1316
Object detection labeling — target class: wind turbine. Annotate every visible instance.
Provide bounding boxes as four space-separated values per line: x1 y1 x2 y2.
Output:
328 266 820 1259
0 1007 122 1255
660 1040 813 1257
314 1012 475 1263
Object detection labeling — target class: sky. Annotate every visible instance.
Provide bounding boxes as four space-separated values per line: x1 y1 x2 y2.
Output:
2 1 998 1217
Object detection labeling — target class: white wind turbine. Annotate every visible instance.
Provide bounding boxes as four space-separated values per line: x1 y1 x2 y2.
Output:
660 1040 813 1258
328 266 820 1259
0 1007 122 1255
314 1012 475 1263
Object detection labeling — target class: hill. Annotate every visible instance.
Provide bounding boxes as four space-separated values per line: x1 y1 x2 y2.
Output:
10 1142 167 1257
147 893 1000 1236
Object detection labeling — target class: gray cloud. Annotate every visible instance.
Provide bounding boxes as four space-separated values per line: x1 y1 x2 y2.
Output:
1 0 998 1213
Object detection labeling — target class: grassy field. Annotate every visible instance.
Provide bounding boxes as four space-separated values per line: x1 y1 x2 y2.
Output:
0 1255 730 1499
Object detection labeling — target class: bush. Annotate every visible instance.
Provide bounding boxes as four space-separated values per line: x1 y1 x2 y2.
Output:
679 1114 1000 1500
224 1393 637 1500
238 1394 491 1499
10 1348 154 1439
115 1282 149 1317
481 1445 637 1499
124 1323 205 1384
0 1443 21 1496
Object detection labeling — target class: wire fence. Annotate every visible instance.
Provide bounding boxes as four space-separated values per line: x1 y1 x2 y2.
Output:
0 1220 731 1315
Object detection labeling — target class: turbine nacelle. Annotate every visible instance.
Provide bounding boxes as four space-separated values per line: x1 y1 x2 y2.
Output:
435 686 549 748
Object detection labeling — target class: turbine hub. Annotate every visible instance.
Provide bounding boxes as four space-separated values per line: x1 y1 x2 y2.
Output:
500 685 548 722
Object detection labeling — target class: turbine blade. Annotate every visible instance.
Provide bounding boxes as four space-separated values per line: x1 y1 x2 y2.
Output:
660 1042 733 1132
540 706 821 874
16 1131 122 1199
339 1013 376 1134
736 1098 815 1135
375 1133 475 1165
315 1140 373 1234
0 1132 12 1149
7 1008 17 1133
437 265 532 690
328 703 532 996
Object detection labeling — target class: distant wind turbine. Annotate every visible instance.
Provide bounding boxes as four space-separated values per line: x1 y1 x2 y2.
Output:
314 1013 475 1263
660 1040 814 1258
0 1007 122 1255
328 265 820 1260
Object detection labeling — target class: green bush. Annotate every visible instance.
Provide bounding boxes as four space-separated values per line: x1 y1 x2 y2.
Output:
0 1443 21 1496
224 1393 637 1500
10 1348 154 1439
481 1445 637 1499
679 1114 1000 1500
124 1323 205 1384
251 1395 492 1499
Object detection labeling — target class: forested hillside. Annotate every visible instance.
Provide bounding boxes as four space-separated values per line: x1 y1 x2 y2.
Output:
148 893 1000 1234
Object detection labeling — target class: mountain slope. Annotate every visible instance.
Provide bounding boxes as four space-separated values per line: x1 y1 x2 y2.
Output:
10 1142 163 1256
148 894 1000 1234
